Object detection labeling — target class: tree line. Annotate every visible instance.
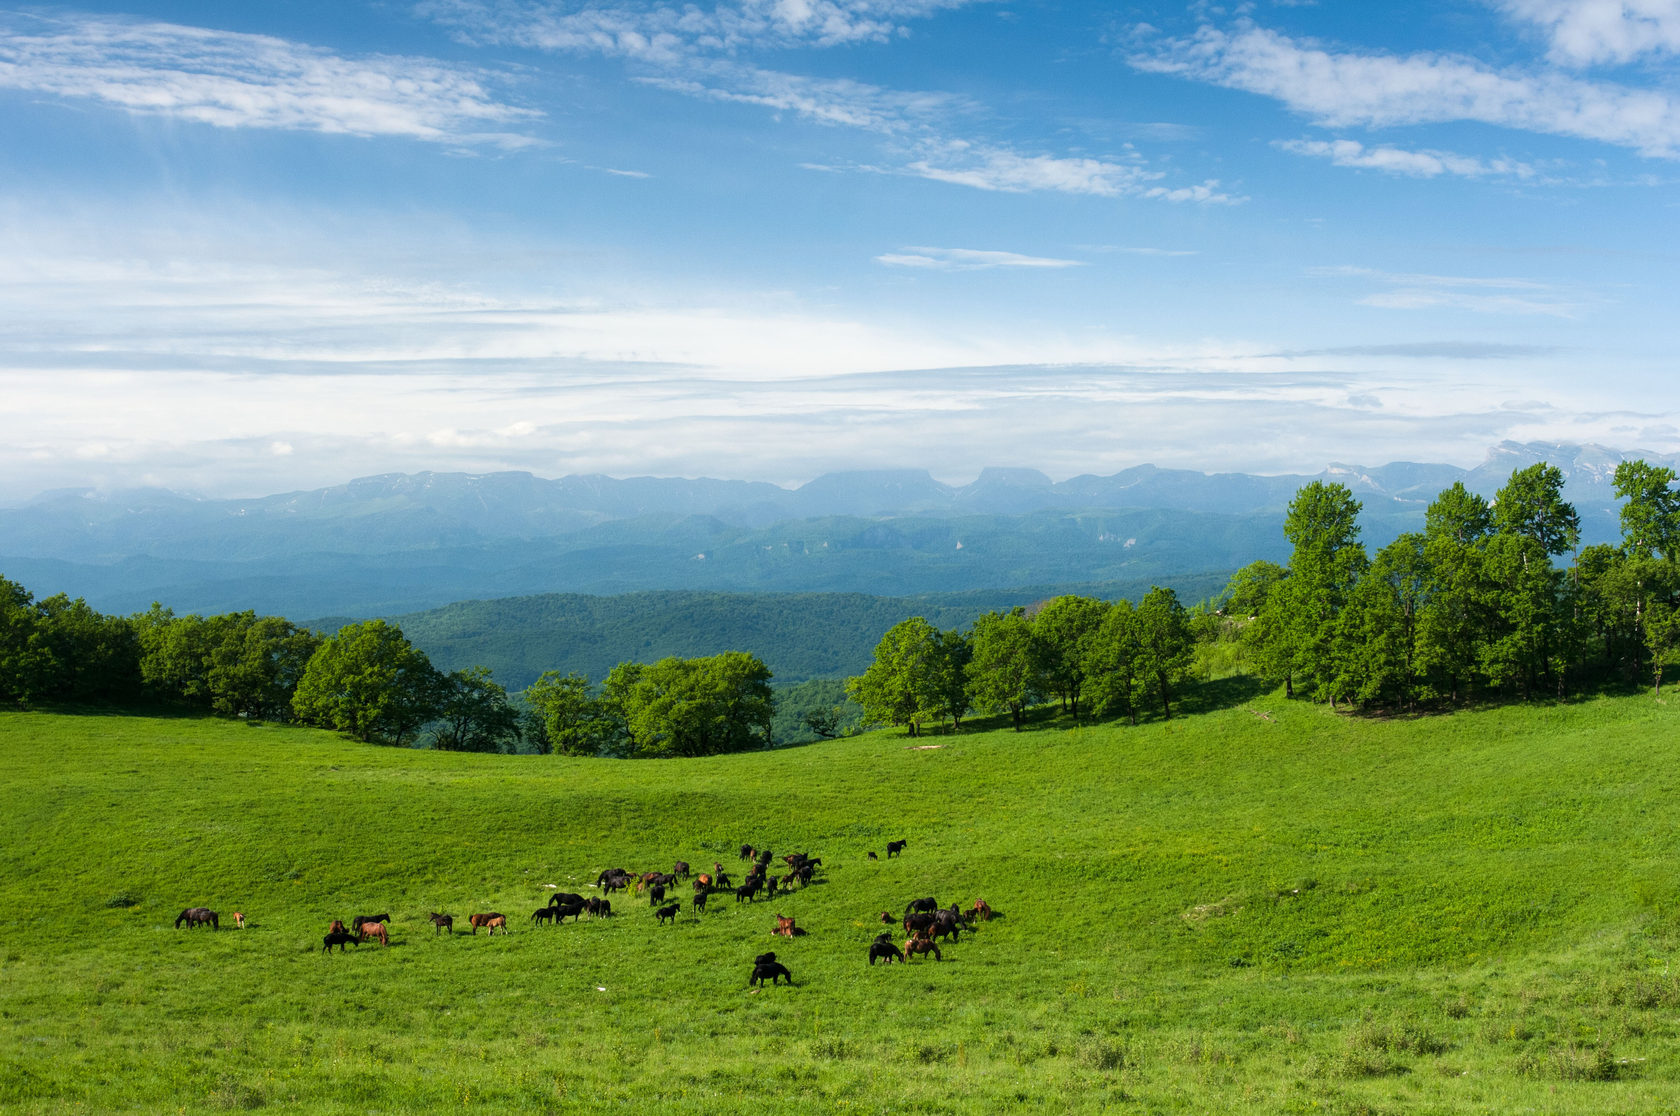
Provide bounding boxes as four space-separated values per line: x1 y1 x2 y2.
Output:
845 585 1196 736
4 457 1675 746
1232 460 1679 708
0 584 774 757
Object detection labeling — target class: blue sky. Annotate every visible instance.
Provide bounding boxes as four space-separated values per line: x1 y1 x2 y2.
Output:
1 0 1676 498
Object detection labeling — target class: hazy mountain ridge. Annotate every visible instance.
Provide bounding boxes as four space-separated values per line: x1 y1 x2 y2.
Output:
1 441 1667 618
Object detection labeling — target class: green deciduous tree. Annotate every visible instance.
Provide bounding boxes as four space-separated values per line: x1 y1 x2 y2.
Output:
291 620 444 745
432 665 521 753
1083 598 1141 723
1277 482 1367 705
1032 595 1109 720
1134 587 1194 720
524 669 604 755
847 617 948 737
969 608 1041 730
609 651 775 758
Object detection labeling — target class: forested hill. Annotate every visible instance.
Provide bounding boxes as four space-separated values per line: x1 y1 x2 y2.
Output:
328 580 1227 689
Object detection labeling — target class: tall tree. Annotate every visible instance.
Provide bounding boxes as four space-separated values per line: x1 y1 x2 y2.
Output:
847 617 946 737
291 620 444 745
432 665 521 753
1336 533 1429 709
1032 595 1109 719
611 651 774 758
1277 482 1367 705
1134 587 1194 719
1083 598 1141 724
524 670 604 755
969 608 1041 730
1416 484 1494 704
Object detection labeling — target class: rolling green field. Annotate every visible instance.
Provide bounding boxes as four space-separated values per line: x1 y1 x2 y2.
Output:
3 688 1679 1113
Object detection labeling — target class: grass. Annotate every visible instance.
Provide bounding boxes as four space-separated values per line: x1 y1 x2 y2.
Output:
2 689 1679 1112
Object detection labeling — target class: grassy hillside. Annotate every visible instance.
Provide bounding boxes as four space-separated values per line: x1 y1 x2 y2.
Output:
3 690 1680 1112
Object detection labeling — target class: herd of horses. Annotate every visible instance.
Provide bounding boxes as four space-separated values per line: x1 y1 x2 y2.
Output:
175 836 1000 984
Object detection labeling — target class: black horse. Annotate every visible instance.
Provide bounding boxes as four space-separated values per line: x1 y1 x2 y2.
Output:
175 907 218 929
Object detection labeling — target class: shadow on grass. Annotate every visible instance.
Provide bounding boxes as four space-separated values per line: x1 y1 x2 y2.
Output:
1175 674 1274 718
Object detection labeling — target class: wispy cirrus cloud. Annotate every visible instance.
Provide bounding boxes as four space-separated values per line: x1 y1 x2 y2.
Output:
875 246 1084 270
906 142 1244 201
0 13 539 148
419 0 986 59
1277 138 1537 179
425 0 1233 201
1313 265 1589 317
1131 22 1680 158
1496 0 1680 66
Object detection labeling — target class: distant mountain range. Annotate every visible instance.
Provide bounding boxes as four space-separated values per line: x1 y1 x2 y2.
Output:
1 441 1669 619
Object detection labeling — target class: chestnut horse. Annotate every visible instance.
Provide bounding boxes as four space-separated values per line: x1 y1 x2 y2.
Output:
358 921 389 946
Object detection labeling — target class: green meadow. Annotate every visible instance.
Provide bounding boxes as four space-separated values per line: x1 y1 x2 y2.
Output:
3 687 1679 1113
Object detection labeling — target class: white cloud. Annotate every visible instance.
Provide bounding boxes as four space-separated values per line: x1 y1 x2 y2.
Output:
0 13 539 147
424 2 1228 200
421 0 984 59
1497 0 1680 66
637 64 962 133
1313 265 1589 317
875 246 1084 269
1277 138 1537 178
1131 23 1680 158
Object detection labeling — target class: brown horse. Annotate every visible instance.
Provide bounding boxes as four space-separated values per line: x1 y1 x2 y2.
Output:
468 912 504 934
358 921 389 946
175 907 217 929
429 912 453 935
904 934 942 962
484 915 508 935
328 919 346 935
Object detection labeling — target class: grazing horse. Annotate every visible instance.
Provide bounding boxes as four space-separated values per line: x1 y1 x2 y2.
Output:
672 860 690 879
692 892 709 913
739 845 755 861
175 907 217 929
879 911 896 925
904 911 937 936
905 897 938 916
904 934 942 962
584 897 612 918
548 892 585 909
322 930 359 952
886 839 907 858
694 874 712 892
328 919 347 935
352 914 390 933
869 934 904 964
484 915 508 935
969 899 994 922
655 903 680 924
468 912 504 934
232 912 245 929
750 958 793 987
868 851 878 860
532 907 557 925
772 914 807 938
650 884 666 904
429 912 454 935
358 921 389 946
551 902 584 923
